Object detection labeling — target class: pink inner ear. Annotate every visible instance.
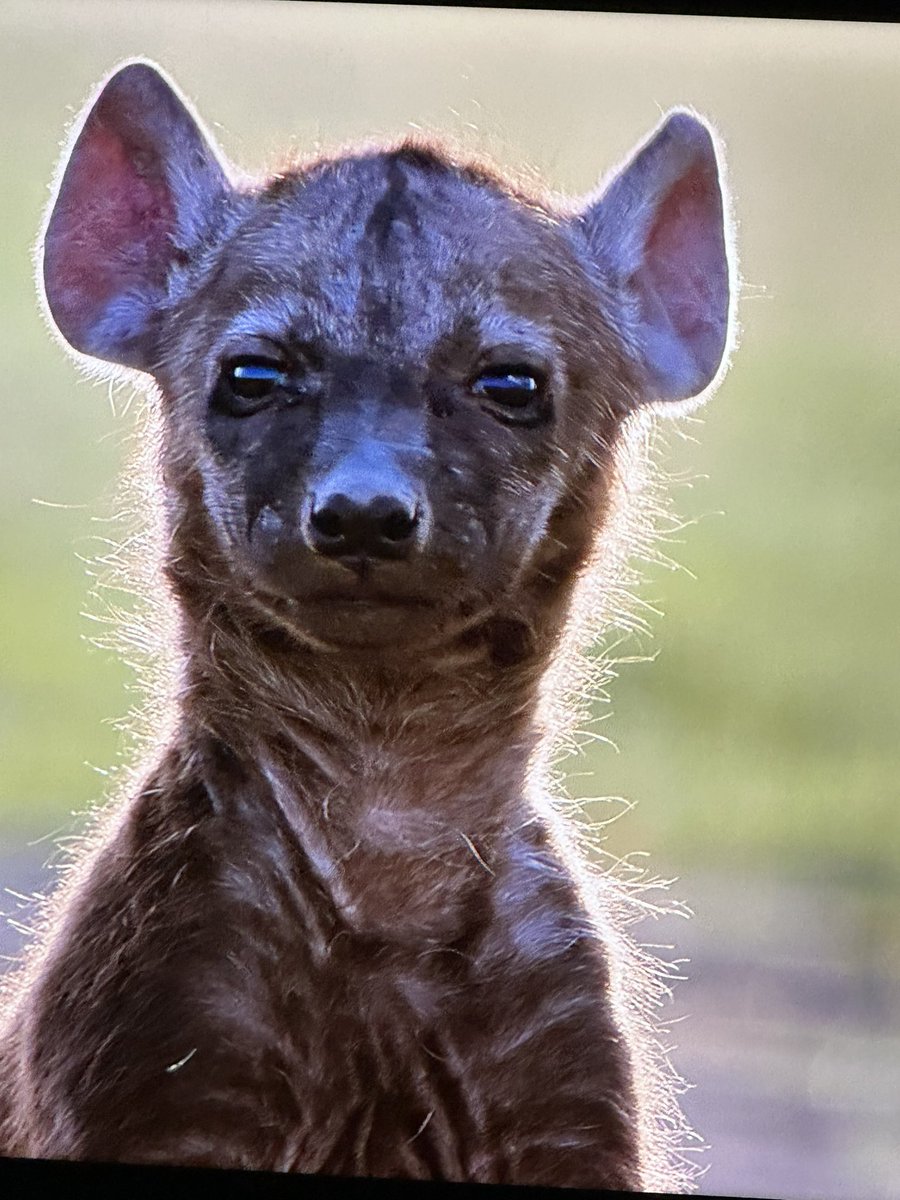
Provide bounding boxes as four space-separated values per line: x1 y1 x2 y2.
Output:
44 114 176 347
642 161 723 343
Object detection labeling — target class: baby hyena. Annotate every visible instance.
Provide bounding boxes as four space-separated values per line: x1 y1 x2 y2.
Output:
0 60 733 1190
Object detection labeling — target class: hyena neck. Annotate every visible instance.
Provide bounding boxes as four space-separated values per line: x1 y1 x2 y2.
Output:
171 587 565 943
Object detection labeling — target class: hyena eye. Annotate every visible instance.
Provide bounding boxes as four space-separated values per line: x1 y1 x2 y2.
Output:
214 358 290 416
472 368 548 424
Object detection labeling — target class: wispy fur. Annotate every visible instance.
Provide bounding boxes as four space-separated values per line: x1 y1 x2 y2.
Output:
0 59 737 1191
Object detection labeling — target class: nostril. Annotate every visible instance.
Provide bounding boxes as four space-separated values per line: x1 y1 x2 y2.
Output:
310 504 345 540
380 506 418 543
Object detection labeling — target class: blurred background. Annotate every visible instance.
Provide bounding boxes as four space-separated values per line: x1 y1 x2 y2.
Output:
1 3 898 1197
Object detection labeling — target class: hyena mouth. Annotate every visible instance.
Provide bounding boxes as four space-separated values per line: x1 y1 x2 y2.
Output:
303 594 432 609
297 601 450 651
253 569 507 654
248 577 455 651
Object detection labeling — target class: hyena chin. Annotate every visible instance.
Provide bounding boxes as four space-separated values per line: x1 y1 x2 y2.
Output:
0 59 734 1191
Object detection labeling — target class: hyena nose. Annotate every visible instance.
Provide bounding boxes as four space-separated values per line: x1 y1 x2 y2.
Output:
307 492 421 561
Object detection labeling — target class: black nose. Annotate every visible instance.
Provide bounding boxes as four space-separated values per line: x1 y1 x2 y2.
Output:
308 493 420 560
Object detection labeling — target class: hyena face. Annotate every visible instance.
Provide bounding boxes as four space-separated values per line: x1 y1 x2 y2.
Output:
41 62 732 653
164 155 639 651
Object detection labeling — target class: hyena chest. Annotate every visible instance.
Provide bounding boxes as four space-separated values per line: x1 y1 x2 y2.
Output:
178 942 490 1180
154 823 602 1179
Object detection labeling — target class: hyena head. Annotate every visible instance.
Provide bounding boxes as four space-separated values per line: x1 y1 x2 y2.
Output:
40 61 733 663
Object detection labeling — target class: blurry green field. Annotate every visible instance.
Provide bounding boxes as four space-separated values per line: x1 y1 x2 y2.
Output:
1 2 898 904
578 336 900 888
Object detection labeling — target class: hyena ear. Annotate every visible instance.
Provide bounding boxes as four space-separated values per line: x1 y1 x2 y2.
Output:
574 110 733 407
41 59 232 373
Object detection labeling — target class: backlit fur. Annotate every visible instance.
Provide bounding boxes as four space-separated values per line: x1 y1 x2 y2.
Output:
0 61 737 1191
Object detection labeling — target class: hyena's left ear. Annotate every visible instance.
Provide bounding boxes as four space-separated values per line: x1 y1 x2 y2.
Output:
573 110 733 408
41 59 233 373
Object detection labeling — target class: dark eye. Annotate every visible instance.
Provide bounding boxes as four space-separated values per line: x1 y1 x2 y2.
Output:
215 358 289 416
472 367 548 424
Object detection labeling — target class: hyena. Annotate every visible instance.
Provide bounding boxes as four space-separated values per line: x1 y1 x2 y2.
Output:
0 60 734 1190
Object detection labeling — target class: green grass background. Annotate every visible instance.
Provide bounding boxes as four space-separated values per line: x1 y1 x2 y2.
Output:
1 4 898 952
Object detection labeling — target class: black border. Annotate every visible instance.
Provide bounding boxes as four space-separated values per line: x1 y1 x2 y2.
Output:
0 1157 744 1199
275 0 897 26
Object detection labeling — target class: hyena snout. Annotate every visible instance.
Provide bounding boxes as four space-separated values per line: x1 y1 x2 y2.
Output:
306 491 422 561
302 445 430 564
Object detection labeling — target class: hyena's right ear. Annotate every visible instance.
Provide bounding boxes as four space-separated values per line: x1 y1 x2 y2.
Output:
41 60 233 373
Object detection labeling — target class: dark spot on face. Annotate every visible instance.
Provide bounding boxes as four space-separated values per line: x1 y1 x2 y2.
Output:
487 617 535 668
364 157 422 252
427 379 457 419
456 616 535 668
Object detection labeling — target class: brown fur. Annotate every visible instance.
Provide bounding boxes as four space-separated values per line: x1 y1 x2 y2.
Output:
0 60 735 1190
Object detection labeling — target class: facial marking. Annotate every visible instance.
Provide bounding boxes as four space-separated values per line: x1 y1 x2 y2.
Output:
364 157 422 252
